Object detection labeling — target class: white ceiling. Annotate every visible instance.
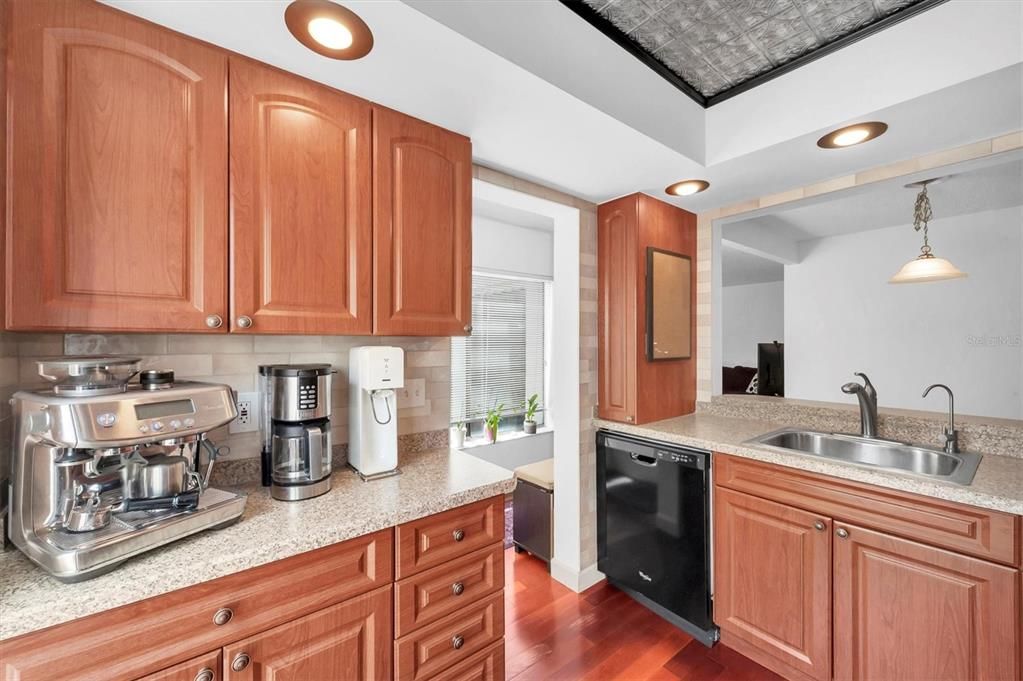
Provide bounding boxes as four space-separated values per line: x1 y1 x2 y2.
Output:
101 0 1023 212
721 245 785 287
727 157 1023 243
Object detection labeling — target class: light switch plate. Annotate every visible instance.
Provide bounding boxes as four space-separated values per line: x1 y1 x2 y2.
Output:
230 391 259 434
398 379 426 409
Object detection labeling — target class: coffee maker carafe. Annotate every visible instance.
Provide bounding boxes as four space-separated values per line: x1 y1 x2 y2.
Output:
259 364 335 501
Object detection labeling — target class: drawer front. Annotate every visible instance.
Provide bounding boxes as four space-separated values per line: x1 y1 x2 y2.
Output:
0 529 393 681
395 591 504 681
396 496 504 578
396 543 504 637
427 640 504 681
137 650 221 681
715 454 1020 565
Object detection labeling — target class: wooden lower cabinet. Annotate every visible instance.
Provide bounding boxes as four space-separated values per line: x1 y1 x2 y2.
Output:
714 454 1022 681
833 523 1019 681
714 487 832 681
138 651 221 681
428 641 504 681
222 586 392 681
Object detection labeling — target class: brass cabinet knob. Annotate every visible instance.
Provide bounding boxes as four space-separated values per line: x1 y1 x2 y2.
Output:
452 529 465 542
194 668 215 681
451 582 465 596
836 528 850 539
463 324 472 333
236 315 253 329
212 607 233 626
813 521 826 531
451 635 465 650
205 314 223 329
231 653 251 672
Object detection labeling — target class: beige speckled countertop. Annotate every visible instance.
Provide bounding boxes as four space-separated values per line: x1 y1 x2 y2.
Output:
0 448 515 641
595 414 1023 515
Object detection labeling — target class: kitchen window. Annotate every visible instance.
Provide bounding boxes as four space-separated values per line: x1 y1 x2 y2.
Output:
450 272 550 438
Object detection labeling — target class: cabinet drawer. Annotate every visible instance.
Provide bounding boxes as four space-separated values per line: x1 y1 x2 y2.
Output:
395 591 504 681
715 454 1020 565
396 496 504 578
137 650 221 681
0 530 393 681
395 542 504 637
426 640 504 681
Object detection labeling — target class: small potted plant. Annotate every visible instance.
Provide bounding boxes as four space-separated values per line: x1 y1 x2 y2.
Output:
522 393 540 434
450 422 466 448
484 404 503 444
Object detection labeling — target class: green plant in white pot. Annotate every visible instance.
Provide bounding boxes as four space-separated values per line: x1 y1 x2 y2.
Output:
484 404 503 444
522 393 541 434
450 422 466 448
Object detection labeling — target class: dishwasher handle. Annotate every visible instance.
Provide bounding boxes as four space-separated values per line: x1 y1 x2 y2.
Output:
630 453 658 467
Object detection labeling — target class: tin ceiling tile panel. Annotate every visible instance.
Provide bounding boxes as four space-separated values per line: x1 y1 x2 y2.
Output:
566 0 943 104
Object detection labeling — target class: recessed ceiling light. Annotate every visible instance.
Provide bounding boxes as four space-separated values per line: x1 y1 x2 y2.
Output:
285 0 373 60
665 180 710 196
817 121 888 149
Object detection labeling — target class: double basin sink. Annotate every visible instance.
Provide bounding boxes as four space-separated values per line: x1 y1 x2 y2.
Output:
746 428 982 486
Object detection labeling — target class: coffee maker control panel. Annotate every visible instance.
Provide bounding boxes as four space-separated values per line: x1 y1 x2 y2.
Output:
298 377 319 411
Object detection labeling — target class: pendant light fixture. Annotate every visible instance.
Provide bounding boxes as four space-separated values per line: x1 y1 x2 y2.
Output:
889 179 967 284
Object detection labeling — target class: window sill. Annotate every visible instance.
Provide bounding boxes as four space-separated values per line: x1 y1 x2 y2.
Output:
458 426 553 450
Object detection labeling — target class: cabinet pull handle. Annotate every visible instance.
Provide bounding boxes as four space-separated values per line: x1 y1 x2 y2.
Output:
205 314 223 329
194 668 215 681
464 324 472 333
452 528 465 542
451 581 465 596
625 415 634 423
452 635 465 650
237 315 253 329
836 528 849 539
231 653 250 672
212 607 233 626
813 521 826 531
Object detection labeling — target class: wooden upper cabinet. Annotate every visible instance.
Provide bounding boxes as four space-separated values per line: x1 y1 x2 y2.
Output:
373 106 472 336
229 58 372 335
597 197 638 423
222 586 392 681
833 523 1020 681
5 0 228 332
714 487 832 681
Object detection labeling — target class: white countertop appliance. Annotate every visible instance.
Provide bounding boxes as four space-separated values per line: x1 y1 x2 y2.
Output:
7 356 245 581
348 346 404 480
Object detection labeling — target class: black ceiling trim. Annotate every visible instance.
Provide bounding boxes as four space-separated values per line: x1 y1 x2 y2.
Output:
560 0 950 108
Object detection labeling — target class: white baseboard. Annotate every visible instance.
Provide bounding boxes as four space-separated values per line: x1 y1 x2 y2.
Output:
550 559 605 593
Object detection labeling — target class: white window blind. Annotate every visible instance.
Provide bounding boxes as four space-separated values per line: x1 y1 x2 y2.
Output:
450 273 546 424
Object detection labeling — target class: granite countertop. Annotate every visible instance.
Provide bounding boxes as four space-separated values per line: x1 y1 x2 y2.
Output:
0 448 515 641
594 413 1023 515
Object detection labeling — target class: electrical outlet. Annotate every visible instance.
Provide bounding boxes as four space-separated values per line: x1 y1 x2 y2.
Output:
230 391 259 434
398 379 426 409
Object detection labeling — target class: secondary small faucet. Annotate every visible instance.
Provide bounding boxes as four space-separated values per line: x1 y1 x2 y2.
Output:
922 383 959 454
842 372 878 438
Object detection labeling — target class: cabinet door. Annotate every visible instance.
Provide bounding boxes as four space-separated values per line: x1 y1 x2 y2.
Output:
834 523 1020 681
137 651 221 681
229 57 372 335
222 586 392 681
373 106 471 336
6 0 228 332
714 487 832 681
597 196 637 422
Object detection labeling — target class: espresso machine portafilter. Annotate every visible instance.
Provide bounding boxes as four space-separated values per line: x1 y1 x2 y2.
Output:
259 364 335 501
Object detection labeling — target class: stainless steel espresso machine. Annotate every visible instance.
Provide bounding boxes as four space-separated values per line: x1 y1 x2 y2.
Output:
7 356 246 582
259 364 335 501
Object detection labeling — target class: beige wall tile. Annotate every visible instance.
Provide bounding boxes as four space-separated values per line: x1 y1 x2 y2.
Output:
166 334 254 354
212 354 289 375
66 334 168 355
252 335 325 353
992 131 1023 153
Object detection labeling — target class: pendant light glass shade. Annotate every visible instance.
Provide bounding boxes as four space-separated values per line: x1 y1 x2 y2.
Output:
889 253 968 284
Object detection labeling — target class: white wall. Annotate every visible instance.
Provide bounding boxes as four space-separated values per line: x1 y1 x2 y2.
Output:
722 282 784 368
473 217 553 279
785 206 1023 419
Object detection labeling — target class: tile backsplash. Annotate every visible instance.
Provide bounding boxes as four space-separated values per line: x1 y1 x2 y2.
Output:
0 332 451 484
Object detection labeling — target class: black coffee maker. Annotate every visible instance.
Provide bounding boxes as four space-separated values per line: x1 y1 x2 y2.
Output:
258 364 334 501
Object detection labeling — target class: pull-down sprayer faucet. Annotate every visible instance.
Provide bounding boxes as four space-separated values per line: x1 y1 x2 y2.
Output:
841 372 878 438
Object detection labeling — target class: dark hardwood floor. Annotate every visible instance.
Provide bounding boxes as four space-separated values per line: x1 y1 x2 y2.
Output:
504 549 786 681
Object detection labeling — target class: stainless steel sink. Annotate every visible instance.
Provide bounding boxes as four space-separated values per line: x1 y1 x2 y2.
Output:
746 428 982 486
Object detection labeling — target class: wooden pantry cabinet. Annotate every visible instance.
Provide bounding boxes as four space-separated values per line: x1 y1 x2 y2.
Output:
713 454 1022 681
0 496 507 681
597 193 697 424
4 0 471 336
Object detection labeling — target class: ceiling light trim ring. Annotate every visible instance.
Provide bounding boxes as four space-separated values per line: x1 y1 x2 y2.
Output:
665 179 710 196
817 121 889 149
285 0 373 61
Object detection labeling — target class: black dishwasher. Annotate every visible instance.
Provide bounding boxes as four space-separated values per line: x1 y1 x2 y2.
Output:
597 430 718 646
